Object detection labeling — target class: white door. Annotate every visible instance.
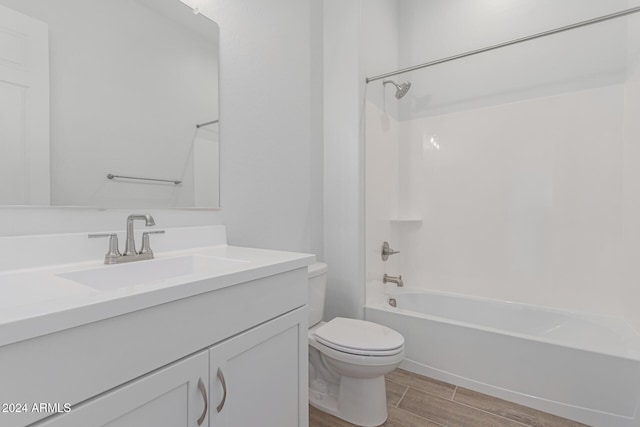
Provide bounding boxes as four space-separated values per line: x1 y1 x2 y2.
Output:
35 350 210 427
209 308 309 427
0 4 49 205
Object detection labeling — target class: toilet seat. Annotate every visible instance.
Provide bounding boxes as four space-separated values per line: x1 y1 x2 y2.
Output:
314 317 404 356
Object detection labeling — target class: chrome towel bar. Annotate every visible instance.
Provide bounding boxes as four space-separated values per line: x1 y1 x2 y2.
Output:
196 119 219 128
107 174 182 185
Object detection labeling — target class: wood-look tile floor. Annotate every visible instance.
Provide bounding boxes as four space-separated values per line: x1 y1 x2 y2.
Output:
309 368 591 427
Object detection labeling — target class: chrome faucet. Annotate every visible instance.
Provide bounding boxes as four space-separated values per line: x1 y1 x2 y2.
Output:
124 214 156 256
383 273 404 287
89 214 164 264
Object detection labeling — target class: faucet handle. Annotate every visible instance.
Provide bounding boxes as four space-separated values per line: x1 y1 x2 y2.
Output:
88 233 121 264
140 230 165 256
381 241 400 261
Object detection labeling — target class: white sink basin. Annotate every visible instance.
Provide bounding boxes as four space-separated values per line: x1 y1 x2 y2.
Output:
58 255 249 291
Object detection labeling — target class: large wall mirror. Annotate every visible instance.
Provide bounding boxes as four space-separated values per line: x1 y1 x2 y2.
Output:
0 0 219 208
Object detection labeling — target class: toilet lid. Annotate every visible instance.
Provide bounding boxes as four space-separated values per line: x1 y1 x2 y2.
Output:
314 318 404 356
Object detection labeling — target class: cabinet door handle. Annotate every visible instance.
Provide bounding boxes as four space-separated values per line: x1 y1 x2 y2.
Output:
197 378 208 426
216 368 227 413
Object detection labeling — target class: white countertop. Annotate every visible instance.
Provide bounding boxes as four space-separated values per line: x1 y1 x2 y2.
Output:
0 226 314 348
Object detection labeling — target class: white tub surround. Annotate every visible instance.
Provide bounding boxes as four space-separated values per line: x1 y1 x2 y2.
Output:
366 284 640 427
0 226 314 427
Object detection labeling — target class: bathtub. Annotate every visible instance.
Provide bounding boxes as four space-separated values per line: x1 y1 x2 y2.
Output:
365 287 640 427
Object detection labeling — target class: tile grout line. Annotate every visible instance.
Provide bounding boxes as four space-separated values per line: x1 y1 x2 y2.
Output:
452 399 533 427
395 386 410 408
387 375 459 404
392 405 448 427
391 370 536 426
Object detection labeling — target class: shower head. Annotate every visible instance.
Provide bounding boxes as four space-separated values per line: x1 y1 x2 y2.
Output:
383 80 412 99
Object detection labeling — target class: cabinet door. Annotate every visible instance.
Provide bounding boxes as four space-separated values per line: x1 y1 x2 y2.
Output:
209 307 308 427
36 351 209 427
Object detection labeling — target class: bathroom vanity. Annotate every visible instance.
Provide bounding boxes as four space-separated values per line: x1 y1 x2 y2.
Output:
0 226 312 427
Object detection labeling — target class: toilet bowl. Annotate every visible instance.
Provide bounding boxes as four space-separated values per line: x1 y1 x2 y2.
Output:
308 318 405 426
307 263 405 426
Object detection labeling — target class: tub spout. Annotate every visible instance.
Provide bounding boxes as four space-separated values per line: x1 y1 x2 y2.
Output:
383 274 403 287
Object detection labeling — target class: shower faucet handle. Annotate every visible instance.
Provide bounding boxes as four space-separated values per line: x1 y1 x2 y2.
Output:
381 241 400 261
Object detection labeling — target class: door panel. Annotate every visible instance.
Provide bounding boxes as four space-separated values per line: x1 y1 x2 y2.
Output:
35 351 209 427
209 308 308 427
0 4 49 205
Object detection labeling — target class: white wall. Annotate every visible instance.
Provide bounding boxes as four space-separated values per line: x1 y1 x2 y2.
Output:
323 0 363 320
396 0 629 120
621 7 640 329
310 0 325 262
397 0 629 66
323 0 399 320
205 0 322 255
0 0 323 258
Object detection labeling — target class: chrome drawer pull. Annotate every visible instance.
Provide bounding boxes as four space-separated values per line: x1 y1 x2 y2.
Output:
197 378 208 426
216 368 227 413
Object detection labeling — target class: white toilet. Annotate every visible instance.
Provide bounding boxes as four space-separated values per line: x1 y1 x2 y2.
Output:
308 263 405 426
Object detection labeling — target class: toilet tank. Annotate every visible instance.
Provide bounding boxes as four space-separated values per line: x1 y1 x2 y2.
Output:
308 262 328 327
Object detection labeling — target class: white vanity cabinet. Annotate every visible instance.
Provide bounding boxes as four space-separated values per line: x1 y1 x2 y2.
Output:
36 351 210 427
0 263 310 427
36 307 308 427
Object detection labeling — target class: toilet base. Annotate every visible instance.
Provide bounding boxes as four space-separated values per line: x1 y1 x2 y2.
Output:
309 375 388 427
